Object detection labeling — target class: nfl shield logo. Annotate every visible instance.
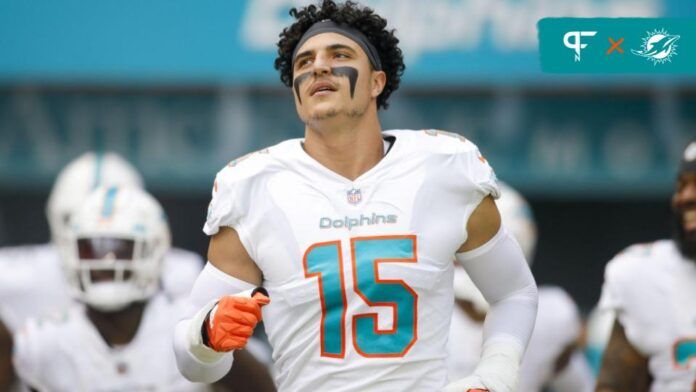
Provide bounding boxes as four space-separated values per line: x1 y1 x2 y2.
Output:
346 188 362 205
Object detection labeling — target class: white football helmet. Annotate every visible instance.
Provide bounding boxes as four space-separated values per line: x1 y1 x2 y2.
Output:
496 182 537 264
453 182 537 309
63 186 171 311
46 152 144 243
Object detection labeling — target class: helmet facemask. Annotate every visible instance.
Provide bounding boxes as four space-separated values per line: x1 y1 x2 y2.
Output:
65 236 164 311
63 186 170 312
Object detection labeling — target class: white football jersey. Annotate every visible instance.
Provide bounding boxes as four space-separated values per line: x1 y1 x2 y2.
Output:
13 294 210 392
204 130 499 391
600 239 696 391
446 301 482 380
447 286 584 391
0 244 71 333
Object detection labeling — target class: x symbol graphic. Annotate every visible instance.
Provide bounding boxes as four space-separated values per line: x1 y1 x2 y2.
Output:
606 37 624 55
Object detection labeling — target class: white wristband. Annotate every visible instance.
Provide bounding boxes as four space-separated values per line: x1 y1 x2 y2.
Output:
186 299 227 363
187 287 261 362
474 340 523 392
174 262 258 383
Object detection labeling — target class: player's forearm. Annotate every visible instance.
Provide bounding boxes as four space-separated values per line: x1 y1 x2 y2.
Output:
473 293 536 391
455 226 539 391
174 262 259 382
173 316 234 383
457 226 538 349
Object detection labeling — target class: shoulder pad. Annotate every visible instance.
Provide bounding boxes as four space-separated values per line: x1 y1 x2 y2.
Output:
387 129 475 155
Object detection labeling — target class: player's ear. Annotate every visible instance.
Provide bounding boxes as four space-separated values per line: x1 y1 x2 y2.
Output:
370 70 386 98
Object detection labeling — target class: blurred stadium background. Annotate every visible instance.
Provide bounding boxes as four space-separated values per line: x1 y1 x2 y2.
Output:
0 0 694 313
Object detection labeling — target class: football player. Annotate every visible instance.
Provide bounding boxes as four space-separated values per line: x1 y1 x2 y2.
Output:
174 1 538 391
0 152 202 389
447 182 594 391
596 140 696 391
12 186 209 390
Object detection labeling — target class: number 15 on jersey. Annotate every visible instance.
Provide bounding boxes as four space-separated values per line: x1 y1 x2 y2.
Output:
303 235 419 359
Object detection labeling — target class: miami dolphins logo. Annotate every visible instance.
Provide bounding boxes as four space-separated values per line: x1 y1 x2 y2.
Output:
631 28 680 65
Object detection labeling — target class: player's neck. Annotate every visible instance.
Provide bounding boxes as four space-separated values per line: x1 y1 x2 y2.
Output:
86 302 146 347
303 109 384 181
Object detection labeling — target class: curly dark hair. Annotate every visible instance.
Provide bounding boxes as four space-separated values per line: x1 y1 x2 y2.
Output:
274 0 405 110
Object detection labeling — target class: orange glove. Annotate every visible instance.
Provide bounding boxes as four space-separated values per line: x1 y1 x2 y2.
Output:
204 291 270 352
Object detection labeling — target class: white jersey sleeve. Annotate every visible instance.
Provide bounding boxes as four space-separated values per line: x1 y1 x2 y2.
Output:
444 131 499 202
203 150 274 259
418 130 499 208
416 130 500 242
203 170 240 237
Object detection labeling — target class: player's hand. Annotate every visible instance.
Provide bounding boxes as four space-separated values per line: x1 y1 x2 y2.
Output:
442 375 489 392
204 291 270 352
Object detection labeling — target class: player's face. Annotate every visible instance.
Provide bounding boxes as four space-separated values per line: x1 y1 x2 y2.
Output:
672 171 696 259
291 32 384 124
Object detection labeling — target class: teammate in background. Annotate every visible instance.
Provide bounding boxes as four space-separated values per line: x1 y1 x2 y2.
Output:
174 1 537 391
12 186 213 390
0 153 144 390
0 153 206 389
12 186 275 391
447 182 594 391
596 140 696 392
